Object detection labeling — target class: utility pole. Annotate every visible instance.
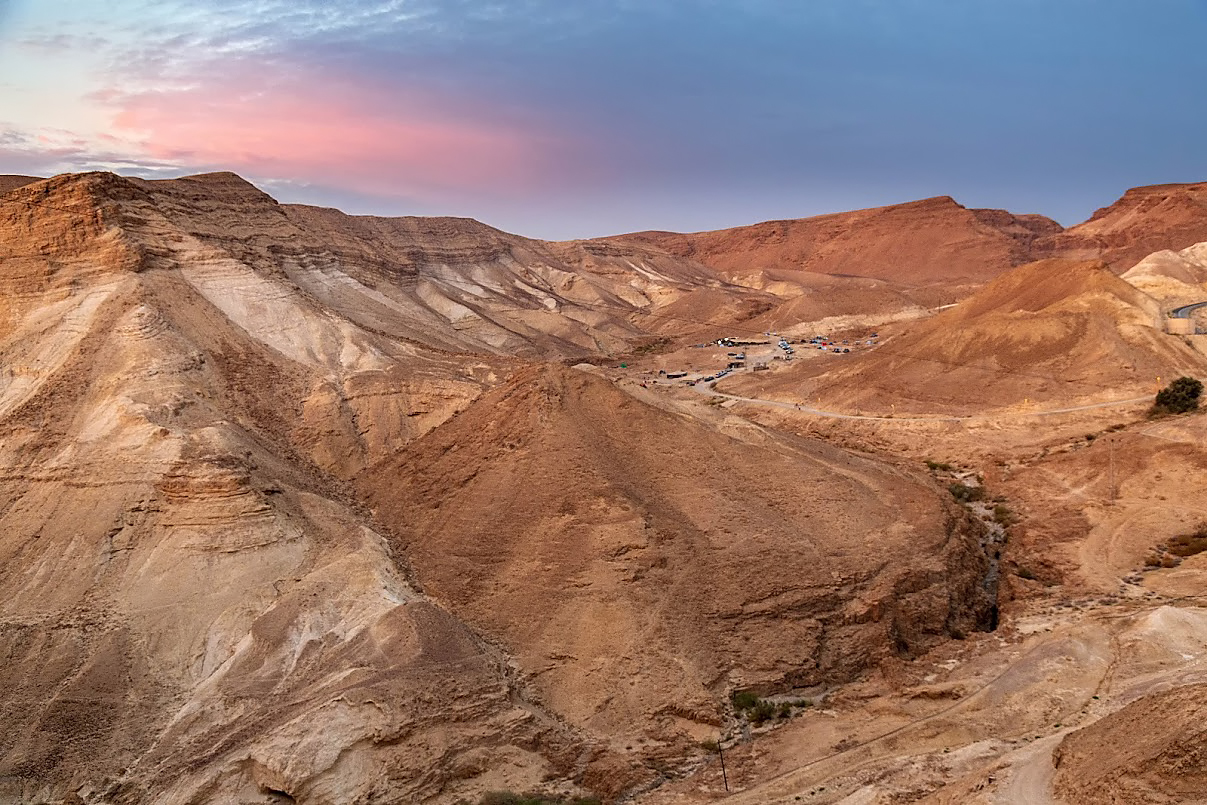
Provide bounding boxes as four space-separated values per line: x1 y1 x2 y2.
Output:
718 738 729 793
1109 436 1116 505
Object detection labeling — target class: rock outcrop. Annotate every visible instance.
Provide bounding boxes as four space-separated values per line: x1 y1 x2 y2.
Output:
0 171 1001 803
1034 180 1207 271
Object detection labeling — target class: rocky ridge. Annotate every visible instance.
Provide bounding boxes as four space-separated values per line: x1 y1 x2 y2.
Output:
0 171 1003 803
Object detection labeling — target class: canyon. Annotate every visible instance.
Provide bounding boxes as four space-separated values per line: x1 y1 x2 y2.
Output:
1 171 1206 804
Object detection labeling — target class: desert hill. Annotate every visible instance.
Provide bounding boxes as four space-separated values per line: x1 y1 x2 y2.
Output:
1034 180 1207 270
726 258 1207 414
2 171 773 362
0 172 612 802
1053 683 1207 803
604 196 1063 285
363 363 996 788
4 167 1207 803
601 181 1207 292
1121 239 1207 303
0 175 41 195
0 169 1000 802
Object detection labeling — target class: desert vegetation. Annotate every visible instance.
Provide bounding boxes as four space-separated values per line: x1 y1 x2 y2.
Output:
478 794 601 805
1145 521 1207 568
1150 375 1203 416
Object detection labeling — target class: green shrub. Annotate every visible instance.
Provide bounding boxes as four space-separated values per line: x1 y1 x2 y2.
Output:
731 690 759 711
1166 522 1207 558
949 482 986 503
1151 376 1203 416
749 700 777 725
992 504 1016 526
1016 566 1038 581
926 460 953 472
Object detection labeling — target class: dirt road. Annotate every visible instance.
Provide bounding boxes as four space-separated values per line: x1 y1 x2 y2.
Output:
693 383 1150 423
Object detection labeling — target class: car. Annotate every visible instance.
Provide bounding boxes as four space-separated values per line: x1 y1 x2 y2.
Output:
843 348 850 353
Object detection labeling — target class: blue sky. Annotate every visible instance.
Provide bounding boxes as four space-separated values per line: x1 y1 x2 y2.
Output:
1 0 1205 238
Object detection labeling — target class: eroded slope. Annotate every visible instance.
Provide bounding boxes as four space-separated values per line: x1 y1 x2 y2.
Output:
364 364 997 789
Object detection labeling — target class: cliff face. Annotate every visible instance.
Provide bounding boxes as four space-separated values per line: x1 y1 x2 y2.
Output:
0 173 597 804
605 196 1064 285
1033 181 1207 271
0 171 1000 803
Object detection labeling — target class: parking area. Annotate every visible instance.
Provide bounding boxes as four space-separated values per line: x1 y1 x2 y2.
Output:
627 331 883 391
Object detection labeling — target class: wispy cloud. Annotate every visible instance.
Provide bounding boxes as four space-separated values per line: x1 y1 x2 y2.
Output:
2 0 607 202
2 1 1206 237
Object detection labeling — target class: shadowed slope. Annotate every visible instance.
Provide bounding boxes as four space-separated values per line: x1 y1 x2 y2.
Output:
364 364 997 788
0 175 41 195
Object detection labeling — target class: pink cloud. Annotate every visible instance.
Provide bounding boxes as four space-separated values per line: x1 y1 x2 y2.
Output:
107 66 569 199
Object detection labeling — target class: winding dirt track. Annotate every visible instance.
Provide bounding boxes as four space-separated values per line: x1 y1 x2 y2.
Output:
694 384 1150 423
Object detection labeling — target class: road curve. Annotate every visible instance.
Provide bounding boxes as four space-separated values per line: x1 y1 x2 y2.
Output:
1169 301 1207 318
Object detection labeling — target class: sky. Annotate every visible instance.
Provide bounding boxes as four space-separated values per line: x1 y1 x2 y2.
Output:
0 0 1205 239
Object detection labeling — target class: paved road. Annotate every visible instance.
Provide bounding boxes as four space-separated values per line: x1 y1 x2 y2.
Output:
1169 300 1207 318
694 384 1150 422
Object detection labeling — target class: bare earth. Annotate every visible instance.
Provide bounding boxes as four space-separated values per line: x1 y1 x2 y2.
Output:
1 171 1207 804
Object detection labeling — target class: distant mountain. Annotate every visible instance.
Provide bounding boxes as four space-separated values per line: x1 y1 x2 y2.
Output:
603 196 1063 285
1034 181 1207 271
0 175 41 194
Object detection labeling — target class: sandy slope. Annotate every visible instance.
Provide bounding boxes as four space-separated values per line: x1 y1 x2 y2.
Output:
722 258 1206 415
362 364 996 793
1122 239 1207 304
